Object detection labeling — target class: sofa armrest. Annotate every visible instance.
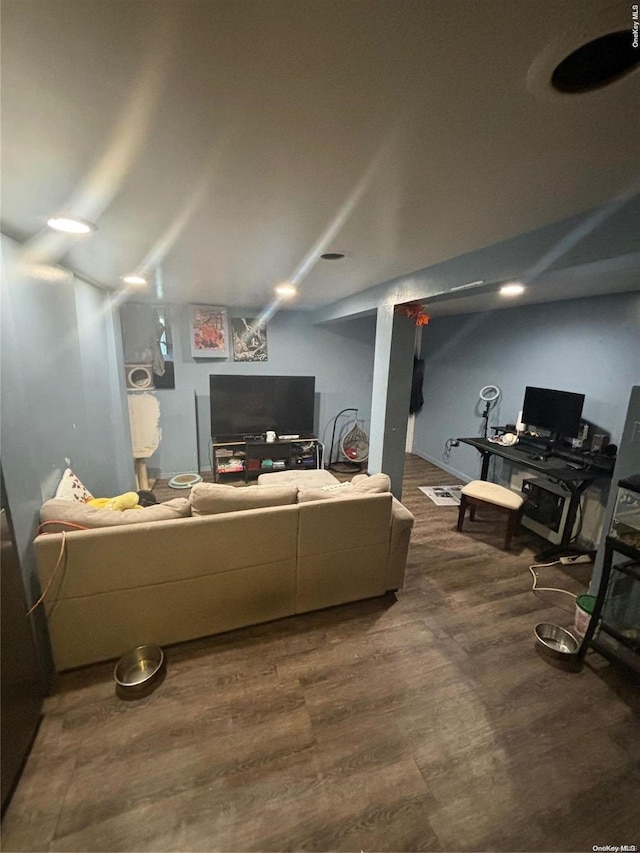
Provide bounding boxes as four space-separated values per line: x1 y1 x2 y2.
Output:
387 498 414 590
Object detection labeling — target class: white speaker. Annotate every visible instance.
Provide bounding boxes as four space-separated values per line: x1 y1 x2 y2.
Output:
125 364 154 391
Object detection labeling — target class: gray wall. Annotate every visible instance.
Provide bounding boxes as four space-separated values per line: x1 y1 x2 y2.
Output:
145 389 199 480
1 235 133 669
413 291 640 481
160 305 376 472
368 306 415 498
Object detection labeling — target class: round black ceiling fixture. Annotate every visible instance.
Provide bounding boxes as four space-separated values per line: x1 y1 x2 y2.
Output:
551 31 640 93
320 252 345 260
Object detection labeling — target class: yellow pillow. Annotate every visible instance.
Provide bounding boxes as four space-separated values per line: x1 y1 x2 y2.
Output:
87 492 141 511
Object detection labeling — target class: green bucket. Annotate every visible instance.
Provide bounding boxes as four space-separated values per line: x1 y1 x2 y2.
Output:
574 594 596 638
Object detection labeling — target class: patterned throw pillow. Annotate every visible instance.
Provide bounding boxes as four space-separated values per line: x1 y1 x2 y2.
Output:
54 468 94 502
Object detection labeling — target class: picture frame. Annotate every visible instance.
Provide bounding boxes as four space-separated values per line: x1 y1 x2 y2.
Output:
232 317 268 362
189 305 229 358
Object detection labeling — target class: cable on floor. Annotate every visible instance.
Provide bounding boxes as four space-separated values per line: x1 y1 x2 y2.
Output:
528 559 577 613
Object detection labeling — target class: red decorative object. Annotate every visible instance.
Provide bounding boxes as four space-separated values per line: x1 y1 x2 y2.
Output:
395 303 431 326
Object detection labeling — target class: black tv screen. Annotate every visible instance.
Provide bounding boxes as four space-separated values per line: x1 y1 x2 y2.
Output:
210 375 316 439
522 386 585 439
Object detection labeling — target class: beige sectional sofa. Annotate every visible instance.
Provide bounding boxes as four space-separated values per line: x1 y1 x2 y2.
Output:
35 471 414 671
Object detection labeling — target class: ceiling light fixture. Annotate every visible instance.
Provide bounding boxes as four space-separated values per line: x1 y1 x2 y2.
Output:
320 253 345 260
500 283 525 297
122 274 148 286
46 215 97 234
275 283 297 299
551 31 640 93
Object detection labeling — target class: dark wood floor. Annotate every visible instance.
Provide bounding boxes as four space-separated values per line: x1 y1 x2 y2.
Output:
2 456 638 852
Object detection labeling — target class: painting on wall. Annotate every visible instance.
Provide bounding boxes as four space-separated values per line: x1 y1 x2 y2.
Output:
190 305 229 358
232 318 268 362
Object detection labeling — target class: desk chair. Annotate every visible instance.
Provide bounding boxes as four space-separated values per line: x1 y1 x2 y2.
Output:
457 481 525 550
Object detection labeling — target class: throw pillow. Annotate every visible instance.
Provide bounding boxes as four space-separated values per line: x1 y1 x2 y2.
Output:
190 482 298 516
297 484 354 503
350 473 391 494
54 468 94 502
297 473 391 503
39 498 191 532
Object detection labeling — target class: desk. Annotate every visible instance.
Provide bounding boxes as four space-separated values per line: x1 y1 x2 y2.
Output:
457 437 613 548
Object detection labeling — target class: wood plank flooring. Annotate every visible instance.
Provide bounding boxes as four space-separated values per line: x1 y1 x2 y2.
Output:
2 455 638 852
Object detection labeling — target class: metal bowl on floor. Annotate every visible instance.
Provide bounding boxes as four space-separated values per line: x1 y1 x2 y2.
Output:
114 644 165 699
534 623 579 658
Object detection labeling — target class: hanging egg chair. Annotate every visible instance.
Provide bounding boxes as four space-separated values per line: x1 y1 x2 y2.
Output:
340 421 369 468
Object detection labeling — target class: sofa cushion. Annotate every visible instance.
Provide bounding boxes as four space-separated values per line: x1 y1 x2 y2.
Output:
351 473 391 494
296 482 353 503
257 469 338 487
190 482 298 516
296 473 391 503
40 498 191 532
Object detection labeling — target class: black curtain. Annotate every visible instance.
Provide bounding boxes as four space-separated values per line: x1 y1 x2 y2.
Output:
410 355 425 415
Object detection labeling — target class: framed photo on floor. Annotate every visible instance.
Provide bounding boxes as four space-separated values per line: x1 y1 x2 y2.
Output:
190 305 229 358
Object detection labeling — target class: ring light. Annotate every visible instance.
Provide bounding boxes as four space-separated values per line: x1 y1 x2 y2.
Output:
479 385 501 402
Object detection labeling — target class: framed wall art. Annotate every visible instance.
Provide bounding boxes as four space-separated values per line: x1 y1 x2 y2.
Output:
190 305 229 358
232 318 268 362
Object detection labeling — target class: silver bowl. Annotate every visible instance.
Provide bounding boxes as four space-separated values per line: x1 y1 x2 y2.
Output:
114 645 165 699
534 623 579 658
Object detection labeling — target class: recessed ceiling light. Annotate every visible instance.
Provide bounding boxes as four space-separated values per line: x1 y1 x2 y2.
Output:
500 283 525 297
46 216 97 234
320 253 345 260
122 274 148 286
275 283 297 299
551 31 640 93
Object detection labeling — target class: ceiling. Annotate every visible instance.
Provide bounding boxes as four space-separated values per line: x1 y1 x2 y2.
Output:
2 0 639 313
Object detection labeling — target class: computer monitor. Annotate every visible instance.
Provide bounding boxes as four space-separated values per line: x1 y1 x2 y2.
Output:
521 386 585 440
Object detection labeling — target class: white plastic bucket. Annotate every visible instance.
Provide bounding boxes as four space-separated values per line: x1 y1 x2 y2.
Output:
574 594 596 639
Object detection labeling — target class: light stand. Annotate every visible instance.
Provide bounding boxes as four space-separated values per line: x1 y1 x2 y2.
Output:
481 400 492 438
479 384 501 439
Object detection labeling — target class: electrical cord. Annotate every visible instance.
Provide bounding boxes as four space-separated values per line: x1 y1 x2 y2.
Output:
443 437 459 464
26 532 67 616
528 559 577 612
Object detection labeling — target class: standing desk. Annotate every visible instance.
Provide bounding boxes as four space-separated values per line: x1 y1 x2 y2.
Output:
457 437 614 549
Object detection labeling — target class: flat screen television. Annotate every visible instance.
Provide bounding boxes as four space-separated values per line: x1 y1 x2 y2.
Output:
210 375 316 439
521 386 585 440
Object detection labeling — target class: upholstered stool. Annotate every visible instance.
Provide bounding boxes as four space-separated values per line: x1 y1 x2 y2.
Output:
457 480 525 550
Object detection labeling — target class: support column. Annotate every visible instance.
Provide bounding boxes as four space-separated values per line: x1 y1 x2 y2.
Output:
368 305 416 498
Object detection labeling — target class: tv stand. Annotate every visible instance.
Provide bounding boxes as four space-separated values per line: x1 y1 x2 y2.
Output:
212 437 321 483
